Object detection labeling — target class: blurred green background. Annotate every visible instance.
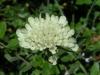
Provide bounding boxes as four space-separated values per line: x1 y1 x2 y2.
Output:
0 0 100 75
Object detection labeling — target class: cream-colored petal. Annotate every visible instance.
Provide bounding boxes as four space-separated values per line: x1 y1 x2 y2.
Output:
46 13 50 21
48 55 58 65
50 15 58 23
59 16 68 26
28 17 34 26
67 29 75 38
68 38 76 43
25 23 32 31
71 44 79 51
49 47 57 54
16 29 26 37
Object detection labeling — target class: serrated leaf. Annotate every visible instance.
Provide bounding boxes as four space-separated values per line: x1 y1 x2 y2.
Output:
0 21 6 39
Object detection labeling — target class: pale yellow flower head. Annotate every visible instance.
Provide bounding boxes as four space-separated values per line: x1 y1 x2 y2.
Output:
16 14 79 54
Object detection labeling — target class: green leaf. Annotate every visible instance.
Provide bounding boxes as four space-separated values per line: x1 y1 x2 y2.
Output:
96 0 100 6
31 69 41 75
78 61 88 75
75 72 85 75
30 55 44 68
61 53 75 62
39 4 59 15
42 62 51 75
0 0 5 4
59 64 65 71
75 18 85 32
76 0 92 5
12 18 25 28
69 62 80 74
90 62 100 75
0 21 6 39
83 28 93 38
42 62 59 75
96 23 100 34
88 41 100 51
95 11 100 17
7 38 18 49
19 62 32 75
0 70 5 75
69 61 88 75
9 72 15 75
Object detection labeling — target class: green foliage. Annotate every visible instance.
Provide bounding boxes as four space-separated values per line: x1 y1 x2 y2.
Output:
19 62 32 74
61 53 75 62
39 4 59 15
0 0 5 4
4 53 18 62
0 0 100 75
88 41 100 51
82 28 93 38
31 69 41 75
7 38 19 49
76 0 92 5
0 70 5 75
90 62 100 75
29 55 45 68
96 0 100 6
96 23 100 34
0 21 6 39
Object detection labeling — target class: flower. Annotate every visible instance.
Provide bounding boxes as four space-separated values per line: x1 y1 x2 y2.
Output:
48 55 58 65
16 14 79 54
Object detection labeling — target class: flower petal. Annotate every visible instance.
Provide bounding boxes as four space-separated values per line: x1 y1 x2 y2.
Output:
59 16 68 26
48 55 58 65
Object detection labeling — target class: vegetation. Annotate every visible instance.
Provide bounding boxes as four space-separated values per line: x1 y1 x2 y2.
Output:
0 0 100 75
